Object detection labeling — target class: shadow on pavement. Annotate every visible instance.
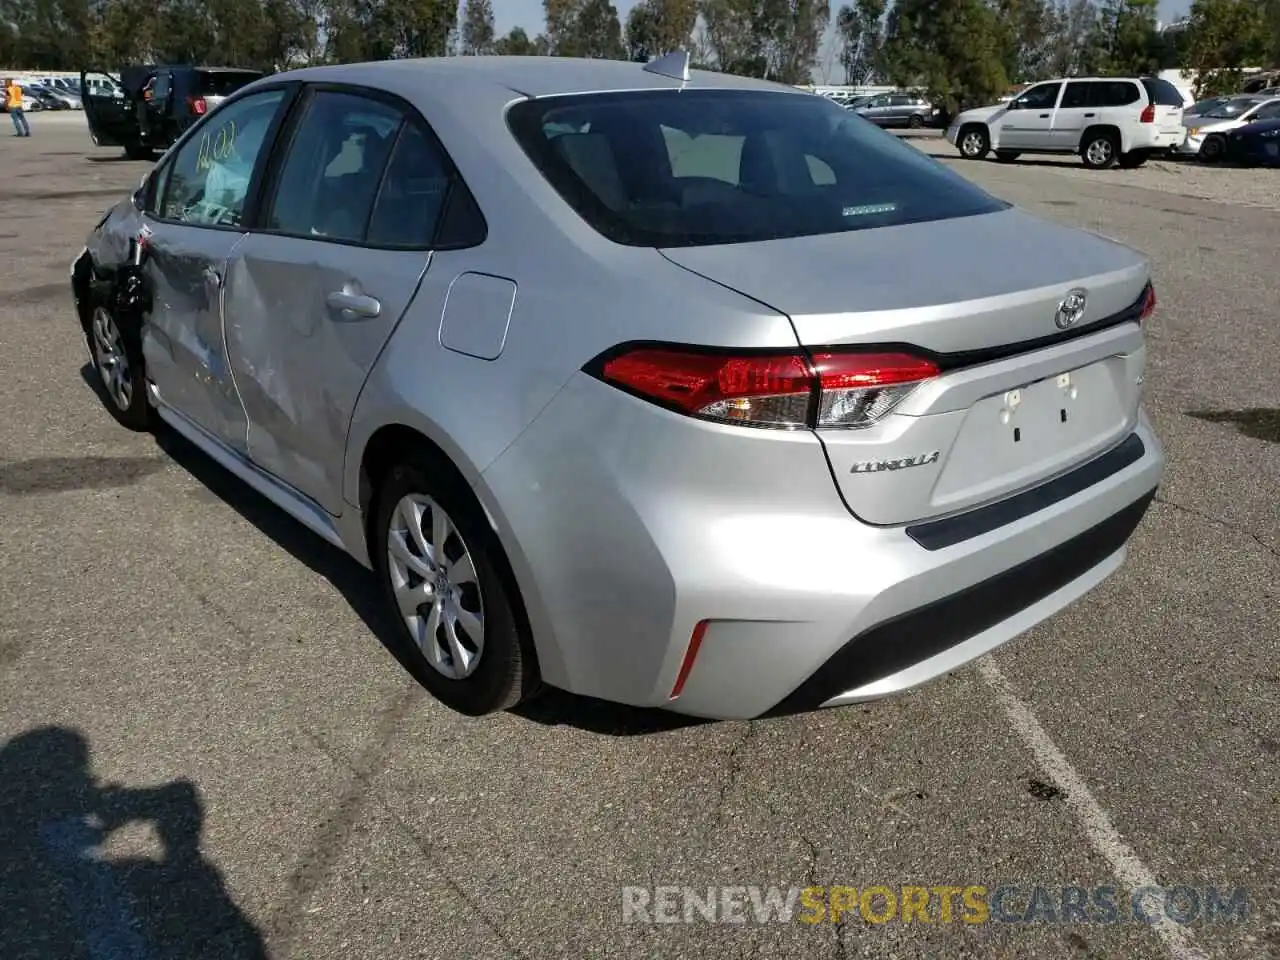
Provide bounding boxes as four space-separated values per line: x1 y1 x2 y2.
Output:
142 413 709 737
1187 407 1280 444
0 727 266 960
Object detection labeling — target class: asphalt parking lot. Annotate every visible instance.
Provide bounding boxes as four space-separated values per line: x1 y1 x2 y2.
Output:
1 113 1277 960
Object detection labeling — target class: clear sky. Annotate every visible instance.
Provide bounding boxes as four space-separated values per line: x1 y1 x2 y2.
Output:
491 0 1191 45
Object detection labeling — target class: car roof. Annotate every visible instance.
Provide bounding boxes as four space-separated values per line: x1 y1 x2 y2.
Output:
273 56 805 102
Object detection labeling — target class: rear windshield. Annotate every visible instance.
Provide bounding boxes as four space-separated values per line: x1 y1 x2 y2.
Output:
506 90 1006 248
195 71 262 97
1140 78 1185 107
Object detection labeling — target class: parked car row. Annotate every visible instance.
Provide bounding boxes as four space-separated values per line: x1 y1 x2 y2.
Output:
1178 92 1280 163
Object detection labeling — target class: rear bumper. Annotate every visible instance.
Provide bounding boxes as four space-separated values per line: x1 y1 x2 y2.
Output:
481 371 1165 721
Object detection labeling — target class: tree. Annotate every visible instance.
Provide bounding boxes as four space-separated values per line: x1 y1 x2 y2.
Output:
459 0 495 53
995 0 1055 81
625 0 697 61
882 0 1008 111
493 25 542 54
1185 0 1270 95
835 0 885 85
1092 0 1160 73
544 0 625 57
1043 0 1106 77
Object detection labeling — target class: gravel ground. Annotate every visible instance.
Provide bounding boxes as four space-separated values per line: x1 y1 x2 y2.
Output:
911 131 1280 211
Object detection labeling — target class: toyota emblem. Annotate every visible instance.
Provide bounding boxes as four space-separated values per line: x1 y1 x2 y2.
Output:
1055 289 1088 329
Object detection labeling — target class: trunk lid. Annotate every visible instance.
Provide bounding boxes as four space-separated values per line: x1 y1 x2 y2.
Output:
660 207 1151 526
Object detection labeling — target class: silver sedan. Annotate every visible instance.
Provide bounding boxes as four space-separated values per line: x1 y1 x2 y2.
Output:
71 54 1163 720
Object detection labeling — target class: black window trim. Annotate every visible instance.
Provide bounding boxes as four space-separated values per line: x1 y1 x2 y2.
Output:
250 80 488 253
145 80 302 234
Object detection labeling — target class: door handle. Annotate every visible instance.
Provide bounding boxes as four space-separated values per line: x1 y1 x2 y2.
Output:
326 290 381 319
1084 112 1096 118
1039 113 1050 118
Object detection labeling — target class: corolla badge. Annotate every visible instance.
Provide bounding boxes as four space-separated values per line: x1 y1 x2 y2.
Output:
850 451 940 474
1055 288 1088 329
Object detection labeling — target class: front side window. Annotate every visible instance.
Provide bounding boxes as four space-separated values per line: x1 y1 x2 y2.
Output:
265 90 403 243
158 88 287 227
507 90 1006 247
1014 83 1062 110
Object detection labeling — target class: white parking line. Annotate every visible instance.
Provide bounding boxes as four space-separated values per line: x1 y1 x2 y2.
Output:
977 657 1209 960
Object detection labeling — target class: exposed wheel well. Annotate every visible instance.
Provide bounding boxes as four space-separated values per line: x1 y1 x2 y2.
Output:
358 424 468 536
1079 125 1121 152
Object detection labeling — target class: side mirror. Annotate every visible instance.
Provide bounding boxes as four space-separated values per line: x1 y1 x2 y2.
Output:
131 173 150 212
1006 100 1020 110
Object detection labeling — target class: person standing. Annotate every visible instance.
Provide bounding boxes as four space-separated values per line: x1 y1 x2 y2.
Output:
5 78 31 136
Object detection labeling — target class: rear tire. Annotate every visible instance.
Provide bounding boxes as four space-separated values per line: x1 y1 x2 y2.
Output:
994 150 1021 162
1081 130 1119 169
1117 150 1149 169
372 453 539 717
908 114 923 129
958 125 989 160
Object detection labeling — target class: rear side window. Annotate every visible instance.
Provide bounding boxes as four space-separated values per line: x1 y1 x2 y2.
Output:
507 90 1006 248
1141 78 1184 107
1095 81 1140 107
1253 100 1280 120
266 91 403 242
195 71 263 98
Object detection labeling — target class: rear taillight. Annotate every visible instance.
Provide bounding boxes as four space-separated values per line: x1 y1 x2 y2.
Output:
188 96 207 115
1139 283 1156 320
1140 104 1156 123
592 346 938 430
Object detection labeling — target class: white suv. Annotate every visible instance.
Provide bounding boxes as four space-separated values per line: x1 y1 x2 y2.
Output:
947 77 1186 169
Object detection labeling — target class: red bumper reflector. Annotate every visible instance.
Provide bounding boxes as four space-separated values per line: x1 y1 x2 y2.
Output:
669 620 709 700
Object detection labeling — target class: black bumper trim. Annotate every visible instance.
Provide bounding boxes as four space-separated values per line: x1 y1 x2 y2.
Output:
762 488 1157 718
906 432 1147 551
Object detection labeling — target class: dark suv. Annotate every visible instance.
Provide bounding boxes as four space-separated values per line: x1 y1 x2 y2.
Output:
82 65 263 159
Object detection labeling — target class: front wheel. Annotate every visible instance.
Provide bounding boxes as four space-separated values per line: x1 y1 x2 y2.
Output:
1198 135 1226 164
372 456 538 716
958 125 989 160
87 302 150 431
908 114 923 129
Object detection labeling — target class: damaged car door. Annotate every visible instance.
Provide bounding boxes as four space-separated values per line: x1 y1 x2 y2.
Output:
139 86 294 452
220 87 452 513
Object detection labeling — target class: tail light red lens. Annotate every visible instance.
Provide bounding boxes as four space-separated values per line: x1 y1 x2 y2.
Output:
1140 104 1156 123
1138 283 1156 320
594 346 938 430
188 96 207 115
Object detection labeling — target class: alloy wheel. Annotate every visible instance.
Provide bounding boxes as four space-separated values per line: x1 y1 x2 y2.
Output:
386 493 486 680
91 306 133 411
1086 138 1113 166
961 131 984 156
